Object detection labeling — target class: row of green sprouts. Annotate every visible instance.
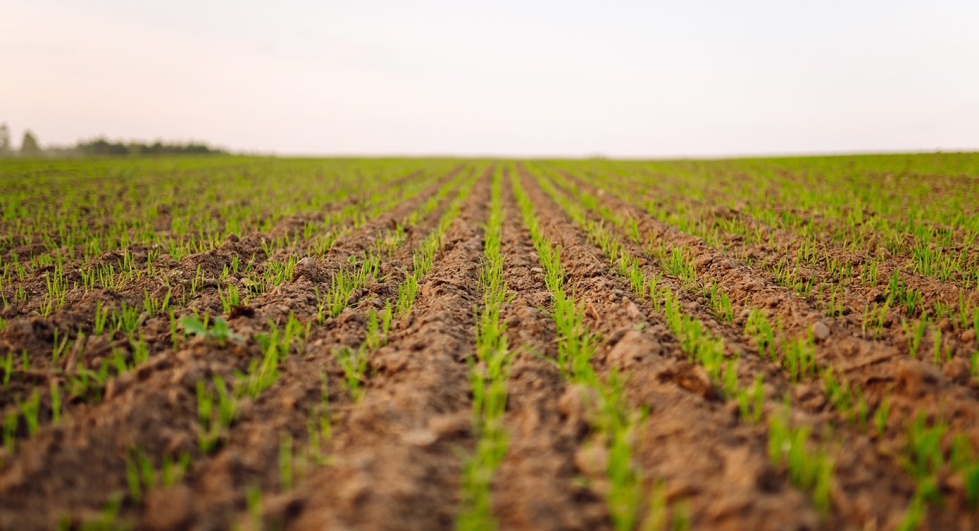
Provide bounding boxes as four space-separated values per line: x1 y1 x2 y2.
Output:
566 161 979 370
511 171 672 530
535 166 979 526
457 169 513 531
534 167 836 512
0 158 451 269
0 163 456 325
0 167 486 529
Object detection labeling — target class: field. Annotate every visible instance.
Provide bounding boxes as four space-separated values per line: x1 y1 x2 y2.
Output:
1 154 978 531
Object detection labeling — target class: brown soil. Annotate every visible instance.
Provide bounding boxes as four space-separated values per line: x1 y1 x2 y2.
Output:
2 162 978 531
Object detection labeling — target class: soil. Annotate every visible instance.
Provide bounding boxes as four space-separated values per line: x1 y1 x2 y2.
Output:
1 160 978 530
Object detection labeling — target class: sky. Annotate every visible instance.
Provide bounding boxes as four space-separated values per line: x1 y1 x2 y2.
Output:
2 0 978 157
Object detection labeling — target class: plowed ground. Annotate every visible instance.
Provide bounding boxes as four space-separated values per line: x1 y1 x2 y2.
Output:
1 157 979 531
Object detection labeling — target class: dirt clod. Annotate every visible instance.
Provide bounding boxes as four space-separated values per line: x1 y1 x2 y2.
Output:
143 485 192 531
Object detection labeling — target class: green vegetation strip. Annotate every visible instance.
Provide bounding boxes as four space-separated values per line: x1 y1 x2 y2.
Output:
511 171 645 530
334 169 480 403
457 168 512 531
559 163 979 362
2 161 456 320
531 168 834 513
539 167 979 521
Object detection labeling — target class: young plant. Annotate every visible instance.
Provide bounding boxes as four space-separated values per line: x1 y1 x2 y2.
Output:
736 375 765 425
94 301 110 336
334 346 369 401
238 336 283 399
767 411 834 512
783 332 817 382
707 283 734 323
901 317 928 359
180 315 243 346
196 375 237 453
218 283 241 315
745 309 777 362
2 352 12 388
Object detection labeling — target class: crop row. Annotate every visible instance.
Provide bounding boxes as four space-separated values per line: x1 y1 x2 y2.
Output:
550 162 979 386
0 165 478 480
530 163 979 528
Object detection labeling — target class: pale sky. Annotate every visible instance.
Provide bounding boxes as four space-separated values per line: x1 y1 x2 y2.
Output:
2 1 978 157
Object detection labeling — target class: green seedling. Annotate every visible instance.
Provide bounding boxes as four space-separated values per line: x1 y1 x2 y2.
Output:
51 381 62 426
125 447 156 503
142 288 171 316
3 411 17 455
861 301 889 339
279 432 294 490
660 246 695 283
238 335 282 398
179 315 243 345
736 375 765 425
640 479 668 531
931 327 947 364
783 333 816 382
67 492 129 531
318 372 332 444
196 376 237 453
825 284 844 318
964 462 979 509
218 283 241 314
745 309 777 362
335 346 368 401
114 302 141 335
821 368 867 428
51 329 69 363
896 487 928 531
94 300 109 335
2 352 13 388
707 283 734 322
902 414 946 484
767 411 834 512
901 317 928 359
19 389 41 437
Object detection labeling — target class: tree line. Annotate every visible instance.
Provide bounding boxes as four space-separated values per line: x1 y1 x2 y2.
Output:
0 123 226 157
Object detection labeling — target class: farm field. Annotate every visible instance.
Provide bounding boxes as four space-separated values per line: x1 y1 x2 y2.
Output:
0 154 978 530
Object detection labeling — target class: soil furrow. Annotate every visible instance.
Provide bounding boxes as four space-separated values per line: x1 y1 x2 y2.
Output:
541 167 979 528
0 164 468 422
0 168 473 531
618 165 979 296
282 169 492 531
487 167 606 530
517 167 821 530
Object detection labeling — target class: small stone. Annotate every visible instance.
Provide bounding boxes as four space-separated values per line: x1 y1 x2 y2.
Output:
573 441 608 478
962 329 976 343
812 321 831 341
401 429 437 447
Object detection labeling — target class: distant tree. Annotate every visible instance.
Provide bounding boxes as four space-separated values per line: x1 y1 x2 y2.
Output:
21 130 41 156
0 123 10 155
74 137 225 156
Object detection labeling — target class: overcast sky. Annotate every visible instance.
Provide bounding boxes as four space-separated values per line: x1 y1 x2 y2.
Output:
2 1 978 157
